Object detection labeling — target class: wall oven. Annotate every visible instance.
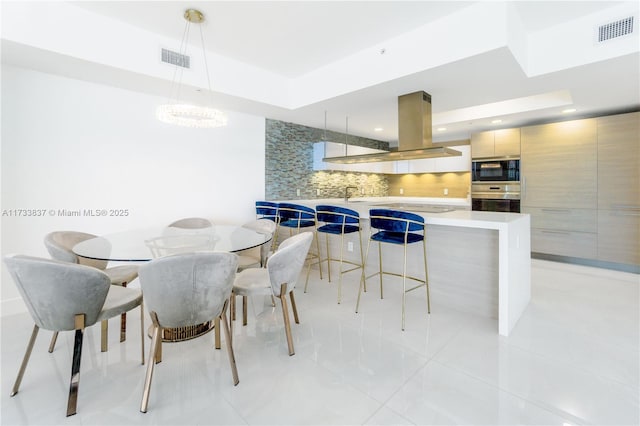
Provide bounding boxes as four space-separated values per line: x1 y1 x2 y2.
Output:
471 158 521 213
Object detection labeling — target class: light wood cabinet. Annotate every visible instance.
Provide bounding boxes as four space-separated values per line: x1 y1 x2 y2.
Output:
471 129 520 158
597 209 640 265
521 118 598 258
530 228 597 259
597 112 640 209
521 118 597 209
596 112 640 265
522 207 596 232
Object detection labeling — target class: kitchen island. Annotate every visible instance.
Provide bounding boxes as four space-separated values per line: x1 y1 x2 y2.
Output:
277 197 531 336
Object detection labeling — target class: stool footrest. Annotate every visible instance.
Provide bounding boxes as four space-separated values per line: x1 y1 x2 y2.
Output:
365 271 426 285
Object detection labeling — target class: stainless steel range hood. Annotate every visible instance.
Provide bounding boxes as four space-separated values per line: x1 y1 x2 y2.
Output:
323 91 461 164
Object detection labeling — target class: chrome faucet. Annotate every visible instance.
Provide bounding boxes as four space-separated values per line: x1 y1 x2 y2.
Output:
344 186 358 202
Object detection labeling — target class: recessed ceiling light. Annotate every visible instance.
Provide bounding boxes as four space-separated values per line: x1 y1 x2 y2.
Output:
491 119 502 124
562 108 577 113
374 127 383 132
436 127 447 131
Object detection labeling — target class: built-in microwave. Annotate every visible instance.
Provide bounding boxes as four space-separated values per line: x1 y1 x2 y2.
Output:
471 158 520 182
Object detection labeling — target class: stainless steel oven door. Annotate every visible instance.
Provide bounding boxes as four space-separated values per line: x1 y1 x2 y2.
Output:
471 183 521 213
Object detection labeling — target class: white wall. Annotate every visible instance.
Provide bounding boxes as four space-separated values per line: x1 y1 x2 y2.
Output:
0 64 266 316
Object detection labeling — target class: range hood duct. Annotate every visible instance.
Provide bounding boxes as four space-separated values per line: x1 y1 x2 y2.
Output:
323 91 461 164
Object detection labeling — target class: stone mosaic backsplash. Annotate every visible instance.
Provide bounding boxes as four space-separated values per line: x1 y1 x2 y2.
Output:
265 119 390 200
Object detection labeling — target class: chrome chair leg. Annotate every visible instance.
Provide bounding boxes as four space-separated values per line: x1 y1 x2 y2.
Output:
242 296 248 326
120 281 129 343
140 301 145 365
11 324 39 397
229 294 235 343
141 312 161 413
279 284 295 356
231 293 236 321
219 301 239 385
66 314 86 417
48 331 58 353
289 290 300 324
101 320 108 352
214 318 221 349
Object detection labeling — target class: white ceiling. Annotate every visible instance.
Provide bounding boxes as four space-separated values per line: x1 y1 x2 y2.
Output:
3 1 639 145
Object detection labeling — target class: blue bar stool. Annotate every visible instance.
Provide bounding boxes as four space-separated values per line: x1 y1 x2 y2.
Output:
255 201 279 222
356 208 430 330
312 205 366 303
275 202 323 283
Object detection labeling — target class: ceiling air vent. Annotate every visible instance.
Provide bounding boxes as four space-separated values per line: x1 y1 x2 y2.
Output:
598 16 634 42
161 48 190 68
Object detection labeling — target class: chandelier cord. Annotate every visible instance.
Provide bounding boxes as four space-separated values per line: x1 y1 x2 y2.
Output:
198 23 215 107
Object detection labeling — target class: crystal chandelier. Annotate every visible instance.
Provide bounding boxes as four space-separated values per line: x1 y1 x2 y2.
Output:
157 9 227 128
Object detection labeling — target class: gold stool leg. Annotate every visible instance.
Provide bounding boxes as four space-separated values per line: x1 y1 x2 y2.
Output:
378 242 384 299
337 233 345 304
402 243 408 331
326 233 332 282
356 237 373 313
314 230 323 280
11 324 39 397
358 230 367 293
424 239 431 314
66 314 86 417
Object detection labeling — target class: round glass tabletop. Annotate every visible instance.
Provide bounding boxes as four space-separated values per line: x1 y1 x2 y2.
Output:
73 225 270 262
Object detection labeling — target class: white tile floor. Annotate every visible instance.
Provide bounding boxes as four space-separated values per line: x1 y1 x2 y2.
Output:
1 259 638 425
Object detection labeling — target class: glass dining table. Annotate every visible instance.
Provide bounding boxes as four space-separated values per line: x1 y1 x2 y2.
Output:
73 225 271 343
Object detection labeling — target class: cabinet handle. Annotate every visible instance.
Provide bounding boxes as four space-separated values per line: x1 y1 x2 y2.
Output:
541 208 571 214
540 230 571 236
611 204 640 211
611 210 640 217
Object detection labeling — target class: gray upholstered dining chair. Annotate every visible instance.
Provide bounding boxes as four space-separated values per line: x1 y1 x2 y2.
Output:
137 252 239 413
231 232 313 356
232 218 278 321
44 231 140 352
3 254 144 417
168 217 213 229
237 218 277 270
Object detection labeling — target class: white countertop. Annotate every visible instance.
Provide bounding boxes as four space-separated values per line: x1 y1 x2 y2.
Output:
280 197 528 229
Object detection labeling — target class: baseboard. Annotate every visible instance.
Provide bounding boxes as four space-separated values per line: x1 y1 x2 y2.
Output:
531 252 640 274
